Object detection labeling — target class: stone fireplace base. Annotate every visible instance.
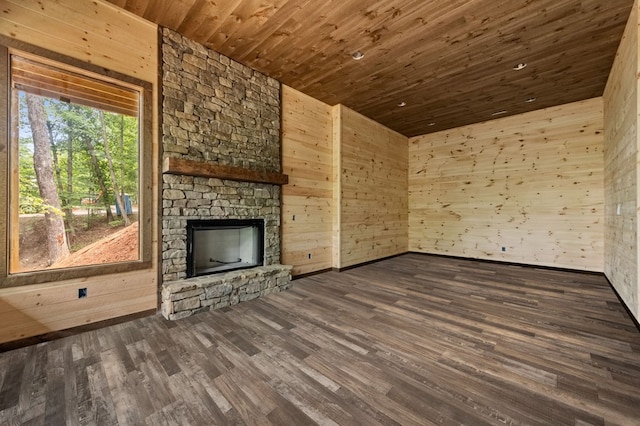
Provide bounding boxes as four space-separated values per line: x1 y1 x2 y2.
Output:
161 265 292 320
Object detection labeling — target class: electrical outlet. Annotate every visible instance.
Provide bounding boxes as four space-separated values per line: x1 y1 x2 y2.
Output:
78 288 88 298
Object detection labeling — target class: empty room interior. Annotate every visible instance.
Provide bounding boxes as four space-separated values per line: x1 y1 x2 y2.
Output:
2 0 640 424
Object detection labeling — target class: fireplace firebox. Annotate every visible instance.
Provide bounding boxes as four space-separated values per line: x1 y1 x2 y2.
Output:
186 219 265 277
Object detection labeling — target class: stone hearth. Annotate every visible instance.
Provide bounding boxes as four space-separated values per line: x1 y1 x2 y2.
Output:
161 265 292 320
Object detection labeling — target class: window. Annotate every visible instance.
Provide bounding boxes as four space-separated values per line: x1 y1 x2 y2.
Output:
0 43 152 286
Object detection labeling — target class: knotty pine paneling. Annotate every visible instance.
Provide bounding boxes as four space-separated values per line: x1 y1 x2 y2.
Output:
336 105 408 268
603 0 639 320
105 0 633 138
332 105 342 269
409 98 604 272
281 86 333 275
1 0 157 81
0 0 159 343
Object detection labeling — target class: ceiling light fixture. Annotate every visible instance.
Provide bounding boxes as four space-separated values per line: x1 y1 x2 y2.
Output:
492 110 508 116
398 101 407 107
513 62 527 71
525 97 537 103
352 51 365 60
427 122 436 126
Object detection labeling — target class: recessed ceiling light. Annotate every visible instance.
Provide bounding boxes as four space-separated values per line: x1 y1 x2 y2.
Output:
397 101 407 107
352 51 365 60
427 122 436 126
525 97 537 103
492 110 508 116
513 63 527 71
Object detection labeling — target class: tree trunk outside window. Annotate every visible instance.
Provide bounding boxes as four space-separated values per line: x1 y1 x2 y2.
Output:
25 93 70 266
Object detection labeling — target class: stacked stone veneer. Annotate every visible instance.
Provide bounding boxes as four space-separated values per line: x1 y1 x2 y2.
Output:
162 265 292 320
162 28 280 170
161 28 289 319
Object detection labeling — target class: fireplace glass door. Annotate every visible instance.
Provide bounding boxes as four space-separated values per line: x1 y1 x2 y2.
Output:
187 219 264 277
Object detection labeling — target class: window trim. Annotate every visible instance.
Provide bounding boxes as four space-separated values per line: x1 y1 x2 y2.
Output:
0 37 153 288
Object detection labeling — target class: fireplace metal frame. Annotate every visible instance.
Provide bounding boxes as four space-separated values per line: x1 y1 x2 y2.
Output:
186 218 265 277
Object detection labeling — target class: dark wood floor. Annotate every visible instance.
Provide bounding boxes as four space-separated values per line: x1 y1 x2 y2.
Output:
1 254 640 425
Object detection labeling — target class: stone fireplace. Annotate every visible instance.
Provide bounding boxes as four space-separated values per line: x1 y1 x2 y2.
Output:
160 28 291 320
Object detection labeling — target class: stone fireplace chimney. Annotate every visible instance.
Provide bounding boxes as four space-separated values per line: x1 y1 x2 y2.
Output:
160 28 291 320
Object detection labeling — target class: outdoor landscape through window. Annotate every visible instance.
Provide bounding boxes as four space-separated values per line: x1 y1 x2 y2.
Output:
10 54 141 273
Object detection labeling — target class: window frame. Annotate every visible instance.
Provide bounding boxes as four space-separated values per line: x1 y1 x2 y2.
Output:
0 37 153 288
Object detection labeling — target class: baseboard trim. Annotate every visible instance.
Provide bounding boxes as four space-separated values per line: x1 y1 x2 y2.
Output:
0 309 157 353
408 251 603 276
292 268 333 280
295 251 605 277
333 253 407 272
602 275 640 334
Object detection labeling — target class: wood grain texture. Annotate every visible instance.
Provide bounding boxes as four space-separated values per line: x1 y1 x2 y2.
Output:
337 105 408 268
281 86 333 275
0 271 158 344
0 0 159 341
104 0 633 137
163 157 289 185
1 0 156 81
332 105 343 269
603 0 639 320
409 98 604 272
1 253 640 424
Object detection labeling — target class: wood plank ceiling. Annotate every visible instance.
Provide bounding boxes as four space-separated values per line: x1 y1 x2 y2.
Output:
107 0 634 137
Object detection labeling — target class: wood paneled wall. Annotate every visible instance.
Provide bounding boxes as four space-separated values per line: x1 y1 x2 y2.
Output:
281 86 333 275
409 98 604 272
603 0 639 320
0 0 158 343
281 94 408 274
334 105 408 268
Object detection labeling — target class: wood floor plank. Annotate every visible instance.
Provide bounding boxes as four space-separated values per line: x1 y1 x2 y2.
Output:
253 346 357 424
17 344 46 423
1 254 640 424
0 351 25 412
84 357 118 425
212 372 270 425
43 347 66 426
100 347 141 425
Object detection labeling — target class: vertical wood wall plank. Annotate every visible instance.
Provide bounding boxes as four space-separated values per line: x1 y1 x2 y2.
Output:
603 0 639 320
281 86 333 275
338 106 408 268
332 105 343 269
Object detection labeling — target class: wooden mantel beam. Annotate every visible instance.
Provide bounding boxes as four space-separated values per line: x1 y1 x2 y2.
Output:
162 157 288 185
